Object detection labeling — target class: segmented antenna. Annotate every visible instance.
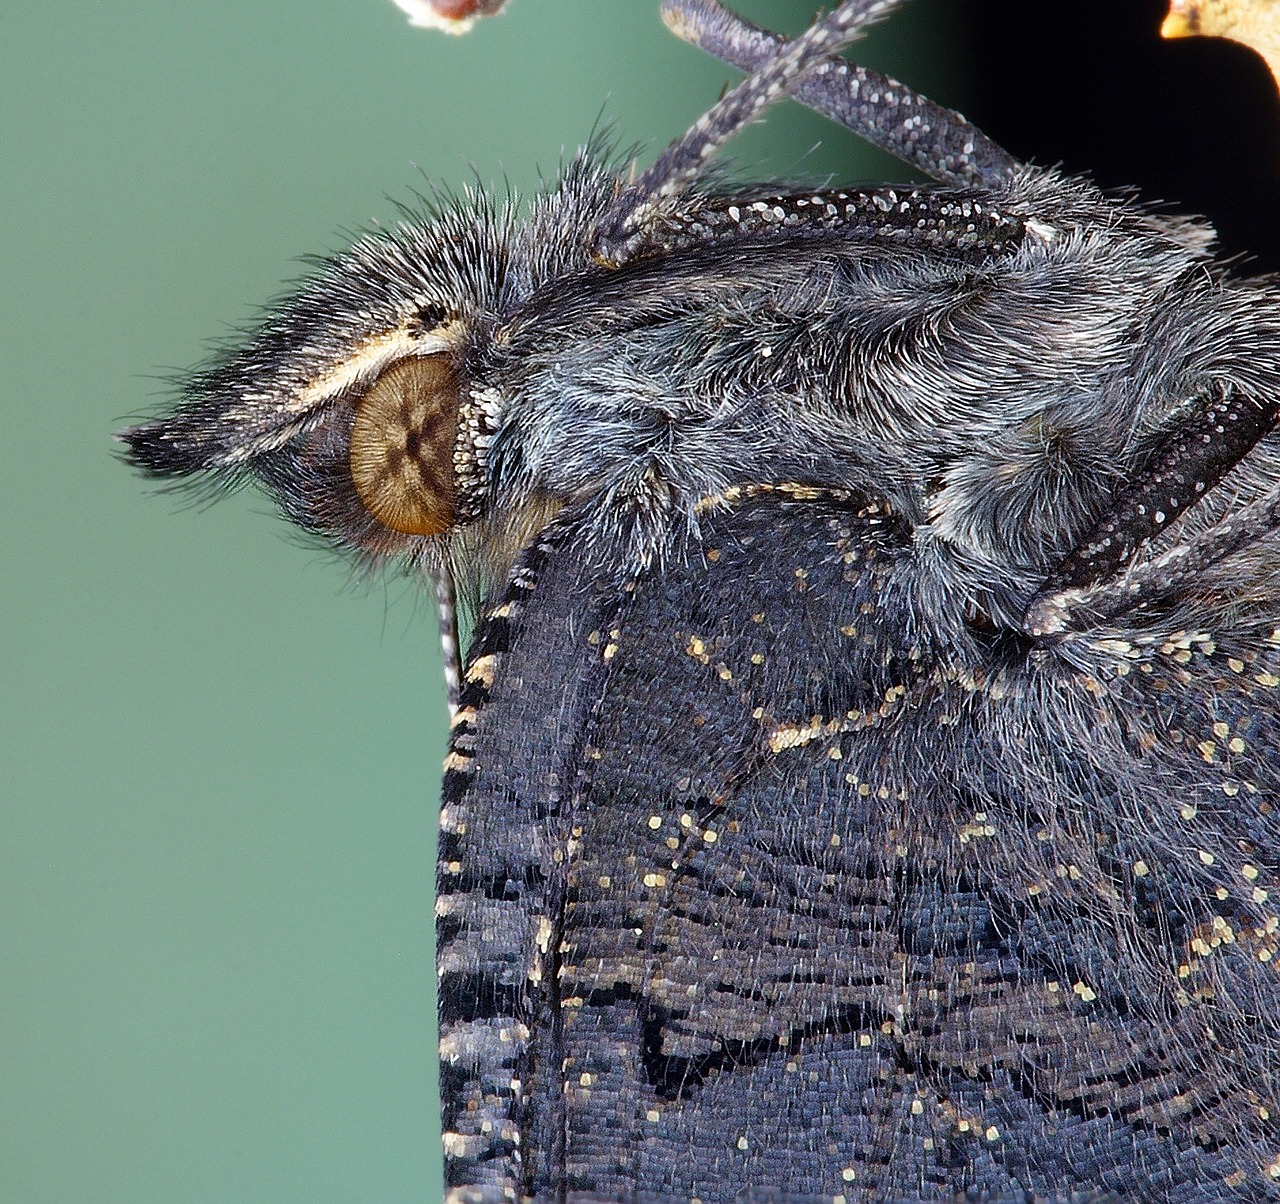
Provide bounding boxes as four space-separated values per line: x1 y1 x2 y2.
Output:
429 564 461 716
662 0 1019 187
593 0 901 264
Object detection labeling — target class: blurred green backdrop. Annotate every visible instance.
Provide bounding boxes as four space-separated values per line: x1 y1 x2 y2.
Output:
0 2 964 1200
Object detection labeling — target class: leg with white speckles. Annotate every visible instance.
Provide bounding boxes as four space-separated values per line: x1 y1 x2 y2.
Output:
594 0 902 264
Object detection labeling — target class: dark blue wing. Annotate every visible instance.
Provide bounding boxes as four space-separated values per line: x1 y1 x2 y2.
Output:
438 486 1280 1203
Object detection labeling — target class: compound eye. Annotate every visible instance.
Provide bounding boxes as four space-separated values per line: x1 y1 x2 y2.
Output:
349 355 458 536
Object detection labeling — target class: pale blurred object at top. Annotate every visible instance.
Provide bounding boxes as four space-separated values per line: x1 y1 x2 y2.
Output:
391 0 513 35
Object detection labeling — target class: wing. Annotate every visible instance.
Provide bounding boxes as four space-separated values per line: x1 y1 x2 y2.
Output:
438 485 1280 1203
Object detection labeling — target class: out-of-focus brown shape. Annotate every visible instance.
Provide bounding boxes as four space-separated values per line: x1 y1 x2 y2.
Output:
391 0 512 35
1163 0 1280 90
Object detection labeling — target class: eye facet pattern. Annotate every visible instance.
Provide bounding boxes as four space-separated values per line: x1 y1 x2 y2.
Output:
349 355 459 536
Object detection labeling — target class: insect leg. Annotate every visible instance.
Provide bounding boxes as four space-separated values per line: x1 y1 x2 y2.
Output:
1024 386 1279 636
662 0 1020 186
593 0 902 263
1027 481 1280 635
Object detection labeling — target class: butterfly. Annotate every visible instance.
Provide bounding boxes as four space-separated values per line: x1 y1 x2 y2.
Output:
123 1 1280 1197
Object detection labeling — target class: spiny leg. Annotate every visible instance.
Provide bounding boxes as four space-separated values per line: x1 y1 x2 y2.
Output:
663 0 1019 186
1028 482 1280 635
1024 387 1279 636
593 0 902 264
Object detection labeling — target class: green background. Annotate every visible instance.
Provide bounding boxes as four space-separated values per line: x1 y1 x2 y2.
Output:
1 2 962 1200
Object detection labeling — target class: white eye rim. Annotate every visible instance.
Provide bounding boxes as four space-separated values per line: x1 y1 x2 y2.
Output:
452 384 501 525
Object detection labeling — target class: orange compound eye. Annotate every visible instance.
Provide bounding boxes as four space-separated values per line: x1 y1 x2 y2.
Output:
349 355 459 537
